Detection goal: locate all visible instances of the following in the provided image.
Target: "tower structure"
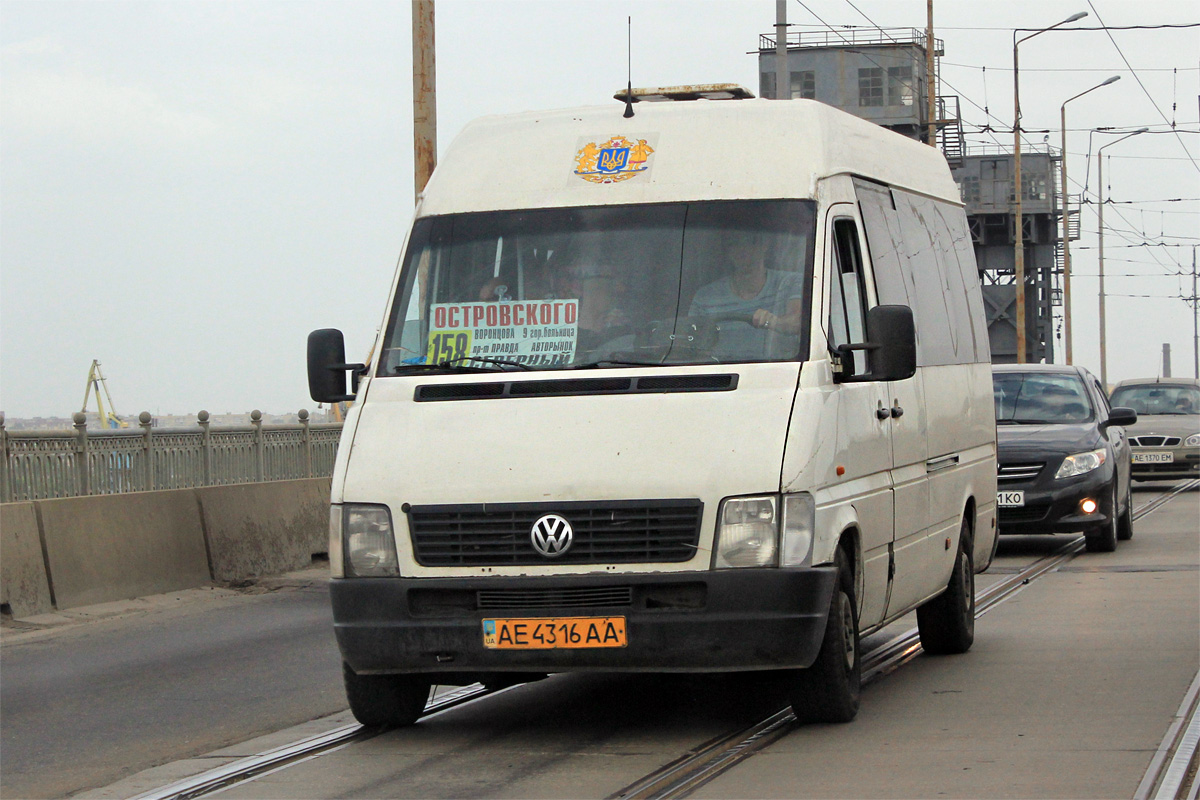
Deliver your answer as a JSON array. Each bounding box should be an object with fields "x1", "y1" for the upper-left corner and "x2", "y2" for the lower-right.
[{"x1": 757, "y1": 28, "x2": 1066, "y2": 363}]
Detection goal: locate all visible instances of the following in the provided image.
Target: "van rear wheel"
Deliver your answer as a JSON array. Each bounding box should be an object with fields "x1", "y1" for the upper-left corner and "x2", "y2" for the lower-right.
[
  {"x1": 788, "y1": 548, "x2": 860, "y2": 724},
  {"x1": 916, "y1": 517, "x2": 975, "y2": 655},
  {"x1": 343, "y1": 662, "x2": 431, "y2": 728}
]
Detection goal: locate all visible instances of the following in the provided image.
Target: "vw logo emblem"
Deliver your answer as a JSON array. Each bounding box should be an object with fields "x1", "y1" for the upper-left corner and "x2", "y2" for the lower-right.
[{"x1": 530, "y1": 514, "x2": 573, "y2": 558}]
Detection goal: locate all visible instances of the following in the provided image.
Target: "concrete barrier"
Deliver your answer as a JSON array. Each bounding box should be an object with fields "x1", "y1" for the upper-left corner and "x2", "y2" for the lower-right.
[
  {"x1": 37, "y1": 489, "x2": 211, "y2": 610},
  {"x1": 0, "y1": 502, "x2": 53, "y2": 618},
  {"x1": 196, "y1": 478, "x2": 331, "y2": 583}
]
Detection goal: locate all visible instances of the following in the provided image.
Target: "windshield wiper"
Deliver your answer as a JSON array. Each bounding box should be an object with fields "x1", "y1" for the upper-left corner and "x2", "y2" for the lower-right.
[
  {"x1": 570, "y1": 359, "x2": 667, "y2": 369},
  {"x1": 392, "y1": 356, "x2": 532, "y2": 373}
]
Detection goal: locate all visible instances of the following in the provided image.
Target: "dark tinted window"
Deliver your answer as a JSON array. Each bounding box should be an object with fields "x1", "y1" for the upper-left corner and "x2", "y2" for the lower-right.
[{"x1": 993, "y1": 372, "x2": 1095, "y2": 424}]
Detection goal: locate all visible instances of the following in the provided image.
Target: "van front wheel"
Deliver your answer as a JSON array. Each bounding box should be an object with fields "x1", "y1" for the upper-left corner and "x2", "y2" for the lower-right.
[
  {"x1": 916, "y1": 518, "x2": 975, "y2": 655},
  {"x1": 343, "y1": 662, "x2": 431, "y2": 728},
  {"x1": 788, "y1": 549, "x2": 860, "y2": 724}
]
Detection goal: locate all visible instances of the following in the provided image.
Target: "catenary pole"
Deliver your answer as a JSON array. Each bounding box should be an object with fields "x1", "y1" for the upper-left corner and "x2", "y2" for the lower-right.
[
  {"x1": 1097, "y1": 128, "x2": 1148, "y2": 389},
  {"x1": 1059, "y1": 76, "x2": 1120, "y2": 365},
  {"x1": 412, "y1": 0, "x2": 437, "y2": 203},
  {"x1": 775, "y1": 0, "x2": 787, "y2": 99},
  {"x1": 1013, "y1": 12, "x2": 1087, "y2": 363},
  {"x1": 926, "y1": 0, "x2": 936, "y2": 147}
]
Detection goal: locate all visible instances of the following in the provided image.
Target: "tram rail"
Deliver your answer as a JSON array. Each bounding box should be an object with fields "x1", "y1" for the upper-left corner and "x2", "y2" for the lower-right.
[{"x1": 132, "y1": 479, "x2": 1198, "y2": 800}]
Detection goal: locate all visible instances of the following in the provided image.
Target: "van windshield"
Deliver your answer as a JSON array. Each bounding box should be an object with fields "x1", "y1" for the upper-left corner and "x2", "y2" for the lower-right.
[{"x1": 378, "y1": 200, "x2": 816, "y2": 374}]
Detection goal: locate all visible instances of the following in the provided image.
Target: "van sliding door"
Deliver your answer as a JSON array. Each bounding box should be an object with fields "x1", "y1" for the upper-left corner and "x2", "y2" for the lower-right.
[{"x1": 851, "y1": 179, "x2": 932, "y2": 618}]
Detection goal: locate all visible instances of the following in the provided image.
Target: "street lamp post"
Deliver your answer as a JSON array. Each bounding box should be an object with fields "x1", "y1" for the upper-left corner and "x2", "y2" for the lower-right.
[
  {"x1": 1060, "y1": 75, "x2": 1120, "y2": 366},
  {"x1": 1097, "y1": 127, "x2": 1149, "y2": 389},
  {"x1": 1013, "y1": 11, "x2": 1087, "y2": 363}
]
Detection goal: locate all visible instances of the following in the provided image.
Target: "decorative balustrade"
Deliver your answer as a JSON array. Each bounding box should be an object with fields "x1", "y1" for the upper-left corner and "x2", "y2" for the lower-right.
[{"x1": 0, "y1": 410, "x2": 343, "y2": 502}]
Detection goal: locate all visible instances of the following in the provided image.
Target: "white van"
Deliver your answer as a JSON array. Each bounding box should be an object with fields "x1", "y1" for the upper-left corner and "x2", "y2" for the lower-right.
[{"x1": 308, "y1": 91, "x2": 998, "y2": 728}]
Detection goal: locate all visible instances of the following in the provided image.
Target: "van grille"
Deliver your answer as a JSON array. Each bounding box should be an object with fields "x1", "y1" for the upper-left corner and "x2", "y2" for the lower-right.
[
  {"x1": 476, "y1": 586, "x2": 634, "y2": 609},
  {"x1": 406, "y1": 500, "x2": 703, "y2": 566}
]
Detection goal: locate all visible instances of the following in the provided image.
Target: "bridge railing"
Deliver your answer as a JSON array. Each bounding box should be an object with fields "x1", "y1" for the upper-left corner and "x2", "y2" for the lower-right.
[{"x1": 0, "y1": 410, "x2": 343, "y2": 502}]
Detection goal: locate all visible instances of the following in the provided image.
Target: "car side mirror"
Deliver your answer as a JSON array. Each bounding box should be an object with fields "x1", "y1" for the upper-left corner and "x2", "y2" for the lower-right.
[
  {"x1": 307, "y1": 328, "x2": 365, "y2": 403},
  {"x1": 1101, "y1": 406, "x2": 1138, "y2": 431},
  {"x1": 836, "y1": 305, "x2": 917, "y2": 384}
]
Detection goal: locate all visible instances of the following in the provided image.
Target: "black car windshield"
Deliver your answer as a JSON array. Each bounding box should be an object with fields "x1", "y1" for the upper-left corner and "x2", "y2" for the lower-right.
[
  {"x1": 378, "y1": 200, "x2": 816, "y2": 374},
  {"x1": 1109, "y1": 384, "x2": 1200, "y2": 416},
  {"x1": 993, "y1": 372, "x2": 1094, "y2": 424}
]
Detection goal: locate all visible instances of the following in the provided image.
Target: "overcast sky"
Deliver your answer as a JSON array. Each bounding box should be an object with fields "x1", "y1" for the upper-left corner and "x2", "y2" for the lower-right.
[{"x1": 2, "y1": 0, "x2": 1196, "y2": 420}]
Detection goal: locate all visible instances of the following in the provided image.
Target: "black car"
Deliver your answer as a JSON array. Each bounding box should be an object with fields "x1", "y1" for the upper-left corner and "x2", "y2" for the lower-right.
[{"x1": 993, "y1": 364, "x2": 1138, "y2": 552}]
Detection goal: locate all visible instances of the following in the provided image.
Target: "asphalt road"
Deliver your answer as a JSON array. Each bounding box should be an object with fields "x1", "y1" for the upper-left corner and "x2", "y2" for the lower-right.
[
  {"x1": 132, "y1": 483, "x2": 1200, "y2": 800},
  {"x1": 0, "y1": 576, "x2": 345, "y2": 799},
  {"x1": 3, "y1": 483, "x2": 1195, "y2": 800}
]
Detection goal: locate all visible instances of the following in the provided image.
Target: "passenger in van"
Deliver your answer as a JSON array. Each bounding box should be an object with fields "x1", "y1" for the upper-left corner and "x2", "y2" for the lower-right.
[{"x1": 689, "y1": 232, "x2": 804, "y2": 357}]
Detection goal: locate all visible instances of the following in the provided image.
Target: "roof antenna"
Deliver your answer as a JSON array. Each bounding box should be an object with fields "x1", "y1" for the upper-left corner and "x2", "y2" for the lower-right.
[{"x1": 623, "y1": 16, "x2": 635, "y2": 118}]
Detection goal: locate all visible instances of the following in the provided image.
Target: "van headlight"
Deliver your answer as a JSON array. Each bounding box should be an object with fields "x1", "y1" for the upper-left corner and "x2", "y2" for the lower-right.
[
  {"x1": 780, "y1": 494, "x2": 815, "y2": 567},
  {"x1": 713, "y1": 495, "x2": 778, "y2": 568},
  {"x1": 1055, "y1": 449, "x2": 1107, "y2": 479},
  {"x1": 1186, "y1": 434, "x2": 1200, "y2": 447},
  {"x1": 337, "y1": 504, "x2": 399, "y2": 577}
]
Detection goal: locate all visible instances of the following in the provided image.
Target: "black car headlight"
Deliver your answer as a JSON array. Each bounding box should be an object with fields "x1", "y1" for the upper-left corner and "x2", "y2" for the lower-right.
[{"x1": 1055, "y1": 449, "x2": 1106, "y2": 479}]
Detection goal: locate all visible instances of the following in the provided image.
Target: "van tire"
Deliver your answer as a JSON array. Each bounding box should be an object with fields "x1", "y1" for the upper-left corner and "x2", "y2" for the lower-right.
[
  {"x1": 788, "y1": 548, "x2": 860, "y2": 724},
  {"x1": 916, "y1": 518, "x2": 976, "y2": 655},
  {"x1": 343, "y1": 662, "x2": 431, "y2": 728}
]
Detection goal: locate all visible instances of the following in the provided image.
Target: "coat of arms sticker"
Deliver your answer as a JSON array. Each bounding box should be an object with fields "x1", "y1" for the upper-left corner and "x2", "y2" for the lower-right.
[{"x1": 573, "y1": 135, "x2": 657, "y2": 184}]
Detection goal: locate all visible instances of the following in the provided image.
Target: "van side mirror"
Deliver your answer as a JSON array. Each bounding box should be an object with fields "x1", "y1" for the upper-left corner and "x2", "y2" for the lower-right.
[
  {"x1": 835, "y1": 305, "x2": 917, "y2": 383},
  {"x1": 307, "y1": 328, "x2": 365, "y2": 403},
  {"x1": 1101, "y1": 406, "x2": 1137, "y2": 431}
]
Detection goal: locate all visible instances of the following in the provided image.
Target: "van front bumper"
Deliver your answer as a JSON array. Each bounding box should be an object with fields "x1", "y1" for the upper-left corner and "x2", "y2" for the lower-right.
[{"x1": 331, "y1": 567, "x2": 837, "y2": 676}]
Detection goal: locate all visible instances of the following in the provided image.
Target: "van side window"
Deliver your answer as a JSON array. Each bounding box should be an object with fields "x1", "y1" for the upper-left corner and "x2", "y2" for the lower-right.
[{"x1": 829, "y1": 218, "x2": 869, "y2": 375}]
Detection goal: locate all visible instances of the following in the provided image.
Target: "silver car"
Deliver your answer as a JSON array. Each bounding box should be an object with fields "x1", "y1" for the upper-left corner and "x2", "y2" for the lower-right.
[{"x1": 1108, "y1": 378, "x2": 1200, "y2": 481}]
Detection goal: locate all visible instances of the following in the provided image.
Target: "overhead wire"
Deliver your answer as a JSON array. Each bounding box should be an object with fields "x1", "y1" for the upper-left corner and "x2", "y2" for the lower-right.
[
  {"x1": 790, "y1": 2, "x2": 1196, "y2": 307},
  {"x1": 1084, "y1": 0, "x2": 1200, "y2": 174}
]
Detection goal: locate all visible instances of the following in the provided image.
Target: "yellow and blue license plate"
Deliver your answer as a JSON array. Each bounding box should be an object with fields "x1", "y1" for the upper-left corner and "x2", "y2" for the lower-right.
[{"x1": 482, "y1": 617, "x2": 627, "y2": 650}]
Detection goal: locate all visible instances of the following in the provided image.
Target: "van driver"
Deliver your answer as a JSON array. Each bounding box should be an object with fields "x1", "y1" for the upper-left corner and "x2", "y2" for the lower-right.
[{"x1": 689, "y1": 232, "x2": 804, "y2": 357}]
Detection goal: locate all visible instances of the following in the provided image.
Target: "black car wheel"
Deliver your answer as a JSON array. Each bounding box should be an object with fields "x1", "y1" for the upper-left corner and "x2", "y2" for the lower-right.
[
  {"x1": 1084, "y1": 483, "x2": 1119, "y2": 553},
  {"x1": 1117, "y1": 478, "x2": 1134, "y2": 541}
]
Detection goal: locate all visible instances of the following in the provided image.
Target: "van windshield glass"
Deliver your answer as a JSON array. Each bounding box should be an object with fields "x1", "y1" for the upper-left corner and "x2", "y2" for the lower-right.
[
  {"x1": 993, "y1": 372, "x2": 1095, "y2": 425},
  {"x1": 378, "y1": 200, "x2": 816, "y2": 374}
]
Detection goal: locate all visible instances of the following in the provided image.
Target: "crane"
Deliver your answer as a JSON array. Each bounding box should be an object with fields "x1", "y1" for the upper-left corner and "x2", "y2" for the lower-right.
[{"x1": 82, "y1": 360, "x2": 129, "y2": 429}]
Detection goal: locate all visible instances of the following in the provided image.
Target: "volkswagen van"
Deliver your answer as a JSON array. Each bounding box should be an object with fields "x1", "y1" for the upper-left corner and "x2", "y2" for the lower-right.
[{"x1": 308, "y1": 90, "x2": 997, "y2": 727}]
